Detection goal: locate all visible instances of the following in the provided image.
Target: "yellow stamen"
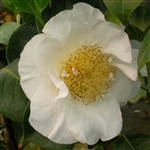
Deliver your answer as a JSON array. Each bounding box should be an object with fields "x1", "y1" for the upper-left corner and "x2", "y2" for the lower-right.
[{"x1": 60, "y1": 45, "x2": 116, "y2": 105}]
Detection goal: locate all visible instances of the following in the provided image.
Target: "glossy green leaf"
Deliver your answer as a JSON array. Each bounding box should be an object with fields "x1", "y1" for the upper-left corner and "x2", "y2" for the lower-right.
[
  {"x1": 138, "y1": 29, "x2": 150, "y2": 84},
  {"x1": 6, "y1": 21, "x2": 38, "y2": 63},
  {"x1": 0, "y1": 59, "x2": 28, "y2": 122},
  {"x1": 103, "y1": 0, "x2": 142, "y2": 24},
  {"x1": 9, "y1": 0, "x2": 50, "y2": 14},
  {"x1": 129, "y1": 0, "x2": 150, "y2": 31},
  {"x1": 2, "y1": 0, "x2": 18, "y2": 13},
  {"x1": 104, "y1": 10, "x2": 121, "y2": 26},
  {"x1": 9, "y1": 0, "x2": 50, "y2": 26},
  {"x1": 22, "y1": 102, "x2": 75, "y2": 150},
  {"x1": 114, "y1": 134, "x2": 150, "y2": 150},
  {"x1": 0, "y1": 22, "x2": 17, "y2": 45}
]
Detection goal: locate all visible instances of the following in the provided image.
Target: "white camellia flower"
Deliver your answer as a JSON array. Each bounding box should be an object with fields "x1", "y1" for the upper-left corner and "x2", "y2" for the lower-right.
[{"x1": 19, "y1": 3, "x2": 141, "y2": 145}]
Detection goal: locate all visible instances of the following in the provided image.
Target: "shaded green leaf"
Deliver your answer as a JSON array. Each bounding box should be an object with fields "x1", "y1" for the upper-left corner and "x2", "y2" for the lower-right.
[
  {"x1": 0, "y1": 59, "x2": 28, "y2": 122},
  {"x1": 22, "y1": 12, "x2": 35, "y2": 23},
  {"x1": 42, "y1": 0, "x2": 67, "y2": 23},
  {"x1": 6, "y1": 21, "x2": 38, "y2": 63},
  {"x1": 0, "y1": 22, "x2": 17, "y2": 45},
  {"x1": 2, "y1": 0, "x2": 18, "y2": 13},
  {"x1": 0, "y1": 142, "x2": 6, "y2": 150},
  {"x1": 22, "y1": 102, "x2": 34, "y2": 142},
  {"x1": 11, "y1": 121, "x2": 23, "y2": 144},
  {"x1": 129, "y1": 0, "x2": 150, "y2": 31},
  {"x1": 125, "y1": 23, "x2": 150, "y2": 41},
  {"x1": 114, "y1": 134, "x2": 150, "y2": 150},
  {"x1": 103, "y1": 0, "x2": 142, "y2": 24},
  {"x1": 29, "y1": 132, "x2": 75, "y2": 150},
  {"x1": 138, "y1": 29, "x2": 150, "y2": 84},
  {"x1": 114, "y1": 135, "x2": 135, "y2": 150}
]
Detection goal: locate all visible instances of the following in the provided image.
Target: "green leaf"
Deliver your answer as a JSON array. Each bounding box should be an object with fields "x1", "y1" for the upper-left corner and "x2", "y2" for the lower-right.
[
  {"x1": 114, "y1": 135, "x2": 135, "y2": 150},
  {"x1": 146, "y1": 62, "x2": 150, "y2": 93},
  {"x1": 103, "y1": 0, "x2": 143, "y2": 24},
  {"x1": 2, "y1": 0, "x2": 18, "y2": 13},
  {"x1": 22, "y1": 102, "x2": 34, "y2": 143},
  {"x1": 11, "y1": 121, "x2": 23, "y2": 144},
  {"x1": 9, "y1": 0, "x2": 50, "y2": 26},
  {"x1": 22, "y1": 12, "x2": 35, "y2": 23},
  {"x1": 128, "y1": 0, "x2": 150, "y2": 31},
  {"x1": 22, "y1": 102, "x2": 75, "y2": 150},
  {"x1": 0, "y1": 59, "x2": 28, "y2": 122},
  {"x1": 0, "y1": 22, "x2": 17, "y2": 45},
  {"x1": 114, "y1": 134, "x2": 150, "y2": 150},
  {"x1": 29, "y1": 132, "x2": 75, "y2": 150},
  {"x1": 6, "y1": 21, "x2": 38, "y2": 63},
  {"x1": 42, "y1": 0, "x2": 67, "y2": 23},
  {"x1": 23, "y1": 143, "x2": 44, "y2": 150},
  {"x1": 138, "y1": 28, "x2": 150, "y2": 84},
  {"x1": 104, "y1": 10, "x2": 121, "y2": 26},
  {"x1": 0, "y1": 142, "x2": 6, "y2": 150},
  {"x1": 9, "y1": 0, "x2": 50, "y2": 14},
  {"x1": 125, "y1": 24, "x2": 150, "y2": 41}
]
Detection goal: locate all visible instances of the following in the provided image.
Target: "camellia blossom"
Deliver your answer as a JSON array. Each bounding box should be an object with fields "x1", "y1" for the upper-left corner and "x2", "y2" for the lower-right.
[{"x1": 19, "y1": 3, "x2": 141, "y2": 145}]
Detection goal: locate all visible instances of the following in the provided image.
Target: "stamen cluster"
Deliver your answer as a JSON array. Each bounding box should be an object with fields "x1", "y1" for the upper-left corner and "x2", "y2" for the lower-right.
[{"x1": 60, "y1": 45, "x2": 116, "y2": 105}]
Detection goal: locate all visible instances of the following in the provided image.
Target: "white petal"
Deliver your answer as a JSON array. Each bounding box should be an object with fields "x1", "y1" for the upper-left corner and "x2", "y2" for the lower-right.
[
  {"x1": 33, "y1": 37, "x2": 63, "y2": 72},
  {"x1": 29, "y1": 82, "x2": 77, "y2": 144},
  {"x1": 88, "y1": 21, "x2": 132, "y2": 63},
  {"x1": 18, "y1": 34, "x2": 48, "y2": 99},
  {"x1": 48, "y1": 68, "x2": 68, "y2": 100},
  {"x1": 73, "y1": 2, "x2": 105, "y2": 24},
  {"x1": 112, "y1": 62, "x2": 137, "y2": 81},
  {"x1": 111, "y1": 68, "x2": 141, "y2": 106},
  {"x1": 42, "y1": 7, "x2": 91, "y2": 45},
  {"x1": 111, "y1": 48, "x2": 139, "y2": 81},
  {"x1": 67, "y1": 95, "x2": 122, "y2": 144}
]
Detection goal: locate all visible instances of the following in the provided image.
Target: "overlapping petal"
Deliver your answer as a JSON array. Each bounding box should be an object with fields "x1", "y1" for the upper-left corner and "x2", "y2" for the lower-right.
[
  {"x1": 18, "y1": 2, "x2": 142, "y2": 146},
  {"x1": 19, "y1": 34, "x2": 48, "y2": 100},
  {"x1": 67, "y1": 94, "x2": 122, "y2": 144}
]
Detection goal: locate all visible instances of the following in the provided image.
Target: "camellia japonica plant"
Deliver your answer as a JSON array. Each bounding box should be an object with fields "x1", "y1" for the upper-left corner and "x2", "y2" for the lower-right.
[{"x1": 0, "y1": 0, "x2": 150, "y2": 150}]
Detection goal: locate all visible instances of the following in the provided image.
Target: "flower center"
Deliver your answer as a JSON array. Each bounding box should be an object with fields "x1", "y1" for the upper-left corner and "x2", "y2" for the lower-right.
[{"x1": 60, "y1": 45, "x2": 116, "y2": 105}]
